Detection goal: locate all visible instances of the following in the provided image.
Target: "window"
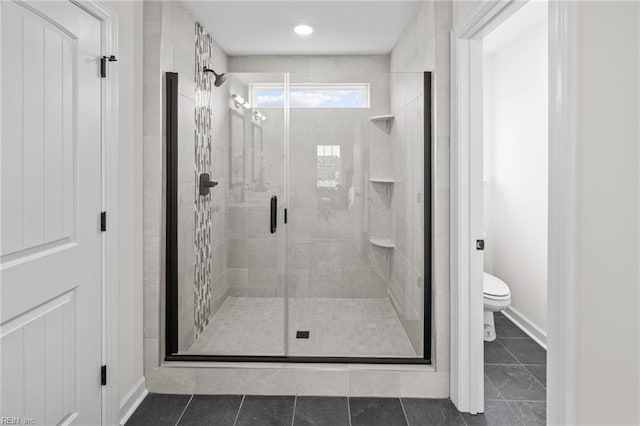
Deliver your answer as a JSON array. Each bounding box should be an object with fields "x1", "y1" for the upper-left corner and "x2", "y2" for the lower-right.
[
  {"x1": 250, "y1": 83, "x2": 370, "y2": 108},
  {"x1": 316, "y1": 145, "x2": 341, "y2": 190}
]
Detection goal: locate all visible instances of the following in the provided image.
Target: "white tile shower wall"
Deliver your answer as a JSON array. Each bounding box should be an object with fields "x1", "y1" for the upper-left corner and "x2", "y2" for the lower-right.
[
  {"x1": 167, "y1": 0, "x2": 198, "y2": 352},
  {"x1": 142, "y1": 1, "x2": 230, "y2": 363},
  {"x1": 230, "y1": 56, "x2": 391, "y2": 299},
  {"x1": 389, "y1": 0, "x2": 451, "y2": 369},
  {"x1": 142, "y1": 0, "x2": 163, "y2": 371},
  {"x1": 229, "y1": 55, "x2": 390, "y2": 74}
]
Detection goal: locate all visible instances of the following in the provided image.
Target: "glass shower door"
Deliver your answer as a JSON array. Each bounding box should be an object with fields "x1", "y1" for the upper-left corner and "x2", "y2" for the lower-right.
[
  {"x1": 285, "y1": 71, "x2": 426, "y2": 359},
  {"x1": 175, "y1": 72, "x2": 287, "y2": 357},
  {"x1": 171, "y1": 69, "x2": 428, "y2": 361}
]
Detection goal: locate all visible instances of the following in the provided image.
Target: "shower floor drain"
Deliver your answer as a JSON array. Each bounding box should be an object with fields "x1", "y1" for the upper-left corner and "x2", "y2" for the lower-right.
[{"x1": 296, "y1": 331, "x2": 310, "y2": 339}]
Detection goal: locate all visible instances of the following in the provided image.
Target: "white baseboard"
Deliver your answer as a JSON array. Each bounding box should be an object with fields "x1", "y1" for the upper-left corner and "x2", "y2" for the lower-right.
[
  {"x1": 503, "y1": 306, "x2": 547, "y2": 349},
  {"x1": 119, "y1": 376, "x2": 148, "y2": 426}
]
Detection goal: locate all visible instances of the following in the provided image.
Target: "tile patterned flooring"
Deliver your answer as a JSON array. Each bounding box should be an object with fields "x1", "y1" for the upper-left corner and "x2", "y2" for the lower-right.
[
  {"x1": 185, "y1": 297, "x2": 417, "y2": 357},
  {"x1": 126, "y1": 395, "x2": 467, "y2": 426},
  {"x1": 132, "y1": 313, "x2": 546, "y2": 425},
  {"x1": 480, "y1": 312, "x2": 547, "y2": 425}
]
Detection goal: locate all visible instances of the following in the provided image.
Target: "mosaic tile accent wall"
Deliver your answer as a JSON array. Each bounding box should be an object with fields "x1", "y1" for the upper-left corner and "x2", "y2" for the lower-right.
[{"x1": 194, "y1": 22, "x2": 214, "y2": 337}]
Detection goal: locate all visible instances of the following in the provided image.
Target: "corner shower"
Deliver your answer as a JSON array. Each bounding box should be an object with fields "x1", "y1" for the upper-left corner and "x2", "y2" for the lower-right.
[{"x1": 164, "y1": 26, "x2": 432, "y2": 363}]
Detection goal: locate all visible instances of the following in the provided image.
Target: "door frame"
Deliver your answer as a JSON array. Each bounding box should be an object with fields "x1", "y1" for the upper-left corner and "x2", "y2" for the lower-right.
[
  {"x1": 450, "y1": 0, "x2": 577, "y2": 421},
  {"x1": 69, "y1": 1, "x2": 119, "y2": 424}
]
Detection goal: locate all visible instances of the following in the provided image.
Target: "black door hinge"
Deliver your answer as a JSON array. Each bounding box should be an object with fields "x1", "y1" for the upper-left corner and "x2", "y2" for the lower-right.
[
  {"x1": 101, "y1": 365, "x2": 107, "y2": 386},
  {"x1": 100, "y1": 55, "x2": 118, "y2": 78},
  {"x1": 101, "y1": 212, "x2": 107, "y2": 232},
  {"x1": 476, "y1": 239, "x2": 485, "y2": 250},
  {"x1": 284, "y1": 208, "x2": 288, "y2": 224}
]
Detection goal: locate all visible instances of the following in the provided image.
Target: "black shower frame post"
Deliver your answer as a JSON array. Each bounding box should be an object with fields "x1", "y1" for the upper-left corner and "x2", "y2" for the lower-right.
[
  {"x1": 423, "y1": 71, "x2": 433, "y2": 363},
  {"x1": 165, "y1": 72, "x2": 179, "y2": 357},
  {"x1": 165, "y1": 72, "x2": 433, "y2": 365}
]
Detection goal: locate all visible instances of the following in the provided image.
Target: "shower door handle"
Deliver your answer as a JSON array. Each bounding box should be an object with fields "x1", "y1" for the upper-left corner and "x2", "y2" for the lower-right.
[{"x1": 270, "y1": 195, "x2": 277, "y2": 234}]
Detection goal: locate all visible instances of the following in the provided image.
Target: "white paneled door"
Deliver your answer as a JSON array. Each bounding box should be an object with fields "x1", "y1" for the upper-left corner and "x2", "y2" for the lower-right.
[{"x1": 1, "y1": 1, "x2": 103, "y2": 424}]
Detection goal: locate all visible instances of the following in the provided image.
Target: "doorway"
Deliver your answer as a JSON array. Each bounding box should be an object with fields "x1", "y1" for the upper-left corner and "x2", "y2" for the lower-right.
[
  {"x1": 450, "y1": 0, "x2": 557, "y2": 417},
  {"x1": 480, "y1": 3, "x2": 549, "y2": 422}
]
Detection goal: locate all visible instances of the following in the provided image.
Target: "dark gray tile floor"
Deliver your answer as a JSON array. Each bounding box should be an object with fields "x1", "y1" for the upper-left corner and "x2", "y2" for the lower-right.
[
  {"x1": 127, "y1": 314, "x2": 546, "y2": 426},
  {"x1": 127, "y1": 395, "x2": 465, "y2": 426},
  {"x1": 471, "y1": 311, "x2": 547, "y2": 425}
]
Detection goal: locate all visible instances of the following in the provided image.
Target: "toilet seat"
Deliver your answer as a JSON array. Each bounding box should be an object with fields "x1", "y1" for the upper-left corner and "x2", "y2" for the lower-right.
[{"x1": 483, "y1": 273, "x2": 510, "y2": 299}]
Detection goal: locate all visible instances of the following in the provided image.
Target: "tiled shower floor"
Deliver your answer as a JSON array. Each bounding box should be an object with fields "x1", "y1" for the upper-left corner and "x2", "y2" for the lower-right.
[{"x1": 184, "y1": 297, "x2": 417, "y2": 358}]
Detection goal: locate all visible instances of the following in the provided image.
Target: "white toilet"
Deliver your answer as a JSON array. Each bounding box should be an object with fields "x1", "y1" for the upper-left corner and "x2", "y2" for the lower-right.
[{"x1": 483, "y1": 272, "x2": 511, "y2": 341}]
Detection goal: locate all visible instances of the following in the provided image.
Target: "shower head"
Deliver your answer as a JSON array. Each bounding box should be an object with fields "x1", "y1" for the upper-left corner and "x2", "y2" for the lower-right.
[{"x1": 203, "y1": 66, "x2": 227, "y2": 87}]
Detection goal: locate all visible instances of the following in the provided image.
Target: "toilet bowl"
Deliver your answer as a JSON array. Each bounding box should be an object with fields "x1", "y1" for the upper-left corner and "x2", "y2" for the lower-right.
[{"x1": 483, "y1": 272, "x2": 511, "y2": 341}]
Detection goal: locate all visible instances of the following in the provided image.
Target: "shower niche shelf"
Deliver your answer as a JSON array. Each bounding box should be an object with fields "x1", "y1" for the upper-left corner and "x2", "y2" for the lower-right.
[
  {"x1": 369, "y1": 114, "x2": 395, "y2": 133},
  {"x1": 369, "y1": 178, "x2": 395, "y2": 184},
  {"x1": 369, "y1": 238, "x2": 395, "y2": 249}
]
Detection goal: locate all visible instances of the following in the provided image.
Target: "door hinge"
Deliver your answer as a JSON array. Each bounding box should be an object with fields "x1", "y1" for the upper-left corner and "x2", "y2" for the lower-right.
[
  {"x1": 101, "y1": 365, "x2": 107, "y2": 386},
  {"x1": 100, "y1": 55, "x2": 118, "y2": 78},
  {"x1": 101, "y1": 212, "x2": 107, "y2": 232},
  {"x1": 284, "y1": 208, "x2": 288, "y2": 224},
  {"x1": 476, "y1": 239, "x2": 485, "y2": 250}
]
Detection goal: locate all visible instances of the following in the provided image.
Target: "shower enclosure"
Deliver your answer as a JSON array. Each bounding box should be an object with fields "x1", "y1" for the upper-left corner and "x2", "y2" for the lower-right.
[{"x1": 165, "y1": 68, "x2": 432, "y2": 363}]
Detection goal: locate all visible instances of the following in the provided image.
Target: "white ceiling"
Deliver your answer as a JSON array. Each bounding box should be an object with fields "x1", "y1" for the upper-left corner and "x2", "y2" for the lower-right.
[{"x1": 182, "y1": 1, "x2": 419, "y2": 56}]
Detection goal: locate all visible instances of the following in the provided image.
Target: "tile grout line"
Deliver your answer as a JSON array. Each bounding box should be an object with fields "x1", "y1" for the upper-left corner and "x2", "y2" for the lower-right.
[
  {"x1": 498, "y1": 335, "x2": 546, "y2": 364},
  {"x1": 485, "y1": 338, "x2": 546, "y2": 424},
  {"x1": 483, "y1": 358, "x2": 507, "y2": 402},
  {"x1": 521, "y1": 364, "x2": 548, "y2": 391},
  {"x1": 290, "y1": 396, "x2": 297, "y2": 426},
  {"x1": 232, "y1": 394, "x2": 246, "y2": 426},
  {"x1": 174, "y1": 394, "x2": 194, "y2": 426},
  {"x1": 495, "y1": 339, "x2": 548, "y2": 391},
  {"x1": 504, "y1": 400, "x2": 526, "y2": 426},
  {"x1": 398, "y1": 397, "x2": 410, "y2": 425}
]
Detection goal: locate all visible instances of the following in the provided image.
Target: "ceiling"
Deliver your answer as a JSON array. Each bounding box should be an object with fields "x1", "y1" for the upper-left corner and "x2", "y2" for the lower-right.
[{"x1": 181, "y1": 1, "x2": 419, "y2": 56}]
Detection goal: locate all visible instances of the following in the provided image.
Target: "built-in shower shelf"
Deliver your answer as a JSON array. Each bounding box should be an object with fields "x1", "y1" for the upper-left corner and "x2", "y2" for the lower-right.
[
  {"x1": 369, "y1": 115, "x2": 395, "y2": 133},
  {"x1": 369, "y1": 114, "x2": 395, "y2": 122},
  {"x1": 369, "y1": 238, "x2": 395, "y2": 249},
  {"x1": 369, "y1": 178, "x2": 395, "y2": 184}
]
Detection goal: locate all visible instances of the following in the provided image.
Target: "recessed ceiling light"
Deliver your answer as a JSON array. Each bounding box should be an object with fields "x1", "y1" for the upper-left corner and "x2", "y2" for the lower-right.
[{"x1": 294, "y1": 24, "x2": 313, "y2": 36}]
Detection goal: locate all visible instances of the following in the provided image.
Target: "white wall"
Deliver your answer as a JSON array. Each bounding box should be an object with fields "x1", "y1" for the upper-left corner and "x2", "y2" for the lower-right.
[
  {"x1": 482, "y1": 3, "x2": 548, "y2": 331},
  {"x1": 389, "y1": 0, "x2": 452, "y2": 372},
  {"x1": 107, "y1": 0, "x2": 145, "y2": 403},
  {"x1": 572, "y1": 2, "x2": 639, "y2": 423}
]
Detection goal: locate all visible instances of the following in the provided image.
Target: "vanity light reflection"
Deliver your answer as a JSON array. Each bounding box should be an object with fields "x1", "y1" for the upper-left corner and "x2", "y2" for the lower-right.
[{"x1": 231, "y1": 93, "x2": 251, "y2": 109}]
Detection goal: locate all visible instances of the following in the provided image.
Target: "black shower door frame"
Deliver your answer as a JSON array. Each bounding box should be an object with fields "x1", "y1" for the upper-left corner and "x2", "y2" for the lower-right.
[{"x1": 164, "y1": 71, "x2": 433, "y2": 365}]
